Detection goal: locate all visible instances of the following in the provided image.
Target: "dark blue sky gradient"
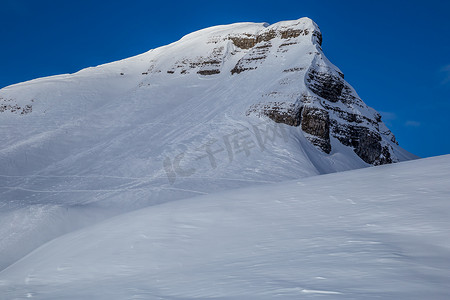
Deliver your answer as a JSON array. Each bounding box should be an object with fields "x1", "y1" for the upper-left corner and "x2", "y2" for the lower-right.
[{"x1": 1, "y1": 0, "x2": 449, "y2": 157}]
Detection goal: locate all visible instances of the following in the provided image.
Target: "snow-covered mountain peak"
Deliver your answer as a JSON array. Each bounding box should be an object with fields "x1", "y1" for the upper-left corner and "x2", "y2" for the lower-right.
[
  {"x1": 0, "y1": 17, "x2": 416, "y2": 182},
  {"x1": 177, "y1": 17, "x2": 320, "y2": 45},
  {"x1": 0, "y1": 17, "x2": 417, "y2": 272}
]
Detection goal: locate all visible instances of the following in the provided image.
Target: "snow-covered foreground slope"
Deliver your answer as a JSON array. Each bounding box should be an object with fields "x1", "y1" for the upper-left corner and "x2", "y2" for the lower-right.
[{"x1": 0, "y1": 155, "x2": 449, "y2": 299}]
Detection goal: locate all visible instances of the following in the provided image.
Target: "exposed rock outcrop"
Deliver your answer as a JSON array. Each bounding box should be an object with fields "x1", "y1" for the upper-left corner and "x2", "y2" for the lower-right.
[
  {"x1": 231, "y1": 42, "x2": 271, "y2": 74},
  {"x1": 306, "y1": 69, "x2": 345, "y2": 103},
  {"x1": 332, "y1": 124, "x2": 383, "y2": 164},
  {"x1": 228, "y1": 28, "x2": 311, "y2": 50},
  {"x1": 300, "y1": 107, "x2": 331, "y2": 154},
  {"x1": 228, "y1": 30, "x2": 277, "y2": 50},
  {"x1": 0, "y1": 97, "x2": 33, "y2": 115},
  {"x1": 246, "y1": 102, "x2": 302, "y2": 126},
  {"x1": 246, "y1": 102, "x2": 332, "y2": 154},
  {"x1": 197, "y1": 69, "x2": 220, "y2": 75},
  {"x1": 229, "y1": 22, "x2": 322, "y2": 75}
]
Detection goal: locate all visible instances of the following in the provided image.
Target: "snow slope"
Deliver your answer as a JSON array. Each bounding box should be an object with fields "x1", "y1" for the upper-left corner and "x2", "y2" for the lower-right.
[
  {"x1": 0, "y1": 154, "x2": 449, "y2": 299},
  {"x1": 0, "y1": 18, "x2": 417, "y2": 273}
]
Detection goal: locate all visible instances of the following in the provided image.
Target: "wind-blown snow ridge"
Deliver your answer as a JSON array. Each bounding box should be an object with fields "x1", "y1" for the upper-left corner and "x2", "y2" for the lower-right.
[{"x1": 0, "y1": 17, "x2": 417, "y2": 273}]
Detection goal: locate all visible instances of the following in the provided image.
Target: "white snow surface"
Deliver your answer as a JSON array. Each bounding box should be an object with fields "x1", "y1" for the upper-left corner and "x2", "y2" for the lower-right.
[
  {"x1": 0, "y1": 154, "x2": 449, "y2": 299},
  {"x1": 0, "y1": 17, "x2": 426, "y2": 297}
]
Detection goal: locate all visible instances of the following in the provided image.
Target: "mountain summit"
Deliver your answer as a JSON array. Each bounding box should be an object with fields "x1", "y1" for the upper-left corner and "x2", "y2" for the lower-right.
[
  {"x1": 0, "y1": 18, "x2": 414, "y2": 176},
  {"x1": 0, "y1": 18, "x2": 416, "y2": 270}
]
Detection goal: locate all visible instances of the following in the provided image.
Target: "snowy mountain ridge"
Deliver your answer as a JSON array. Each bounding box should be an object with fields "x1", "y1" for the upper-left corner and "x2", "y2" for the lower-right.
[{"x1": 0, "y1": 17, "x2": 417, "y2": 273}]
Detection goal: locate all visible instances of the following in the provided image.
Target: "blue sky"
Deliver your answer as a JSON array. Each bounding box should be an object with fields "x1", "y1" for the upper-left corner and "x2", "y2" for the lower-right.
[{"x1": 0, "y1": 0, "x2": 449, "y2": 158}]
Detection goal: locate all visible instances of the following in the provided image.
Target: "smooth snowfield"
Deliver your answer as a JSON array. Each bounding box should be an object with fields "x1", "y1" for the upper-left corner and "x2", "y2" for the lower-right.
[{"x1": 0, "y1": 155, "x2": 449, "y2": 299}]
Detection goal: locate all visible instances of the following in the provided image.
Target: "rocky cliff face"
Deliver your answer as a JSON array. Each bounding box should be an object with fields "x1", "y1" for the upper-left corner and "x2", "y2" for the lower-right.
[{"x1": 238, "y1": 19, "x2": 399, "y2": 165}]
